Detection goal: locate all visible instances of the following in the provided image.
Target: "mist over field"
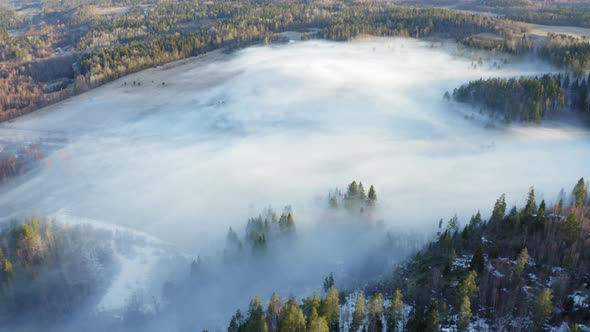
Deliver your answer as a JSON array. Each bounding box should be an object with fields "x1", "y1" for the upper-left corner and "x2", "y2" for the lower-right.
[{"x1": 2, "y1": 37, "x2": 590, "y2": 329}]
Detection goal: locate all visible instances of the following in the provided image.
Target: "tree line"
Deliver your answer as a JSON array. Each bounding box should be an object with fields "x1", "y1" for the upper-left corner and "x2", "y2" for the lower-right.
[
  {"x1": 0, "y1": 0, "x2": 522, "y2": 122},
  {"x1": 451, "y1": 73, "x2": 590, "y2": 123}
]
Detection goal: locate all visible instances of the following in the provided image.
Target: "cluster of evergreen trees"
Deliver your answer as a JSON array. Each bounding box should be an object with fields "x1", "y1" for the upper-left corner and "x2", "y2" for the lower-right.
[
  {"x1": 328, "y1": 181, "x2": 377, "y2": 214},
  {"x1": 379, "y1": 178, "x2": 590, "y2": 330},
  {"x1": 451, "y1": 73, "x2": 590, "y2": 123},
  {"x1": 228, "y1": 276, "x2": 404, "y2": 332},
  {"x1": 226, "y1": 177, "x2": 590, "y2": 331},
  {"x1": 228, "y1": 287, "x2": 338, "y2": 332},
  {"x1": 540, "y1": 39, "x2": 590, "y2": 74},
  {"x1": 222, "y1": 207, "x2": 296, "y2": 262}
]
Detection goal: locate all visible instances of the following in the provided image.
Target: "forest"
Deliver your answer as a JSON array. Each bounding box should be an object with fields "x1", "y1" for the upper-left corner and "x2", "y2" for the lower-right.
[
  {"x1": 227, "y1": 178, "x2": 590, "y2": 331},
  {"x1": 2, "y1": 0, "x2": 590, "y2": 123},
  {"x1": 4, "y1": 179, "x2": 590, "y2": 331},
  {"x1": 450, "y1": 73, "x2": 590, "y2": 123}
]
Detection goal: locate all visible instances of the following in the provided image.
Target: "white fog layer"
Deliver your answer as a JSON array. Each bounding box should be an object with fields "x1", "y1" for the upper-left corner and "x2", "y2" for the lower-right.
[
  {"x1": 1, "y1": 38, "x2": 588, "y2": 245},
  {"x1": 1, "y1": 39, "x2": 590, "y2": 327}
]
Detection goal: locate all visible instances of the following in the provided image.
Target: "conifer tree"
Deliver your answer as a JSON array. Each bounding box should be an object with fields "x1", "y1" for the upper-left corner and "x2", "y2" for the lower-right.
[
  {"x1": 321, "y1": 287, "x2": 340, "y2": 332},
  {"x1": 514, "y1": 247, "x2": 528, "y2": 279},
  {"x1": 573, "y1": 177, "x2": 587, "y2": 208},
  {"x1": 386, "y1": 289, "x2": 404, "y2": 332},
  {"x1": 323, "y1": 273, "x2": 334, "y2": 293},
  {"x1": 524, "y1": 186, "x2": 537, "y2": 217},
  {"x1": 368, "y1": 185, "x2": 377, "y2": 207},
  {"x1": 307, "y1": 307, "x2": 329, "y2": 332},
  {"x1": 358, "y1": 182, "x2": 367, "y2": 200},
  {"x1": 367, "y1": 293, "x2": 384, "y2": 332},
  {"x1": 329, "y1": 195, "x2": 338, "y2": 209},
  {"x1": 457, "y1": 296, "x2": 472, "y2": 332},
  {"x1": 470, "y1": 245, "x2": 484, "y2": 273},
  {"x1": 347, "y1": 181, "x2": 359, "y2": 200},
  {"x1": 458, "y1": 270, "x2": 478, "y2": 303},
  {"x1": 425, "y1": 301, "x2": 439, "y2": 332},
  {"x1": 229, "y1": 309, "x2": 244, "y2": 332},
  {"x1": 302, "y1": 290, "x2": 321, "y2": 318},
  {"x1": 564, "y1": 213, "x2": 581, "y2": 246},
  {"x1": 532, "y1": 289, "x2": 553, "y2": 329},
  {"x1": 351, "y1": 292, "x2": 365, "y2": 332},
  {"x1": 490, "y1": 194, "x2": 506, "y2": 223},
  {"x1": 469, "y1": 211, "x2": 483, "y2": 229},
  {"x1": 267, "y1": 293, "x2": 281, "y2": 332},
  {"x1": 245, "y1": 295, "x2": 269, "y2": 332},
  {"x1": 279, "y1": 299, "x2": 306, "y2": 332}
]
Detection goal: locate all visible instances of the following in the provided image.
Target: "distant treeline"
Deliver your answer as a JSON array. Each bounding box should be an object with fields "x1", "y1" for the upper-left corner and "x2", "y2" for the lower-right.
[
  {"x1": 507, "y1": 8, "x2": 590, "y2": 29},
  {"x1": 0, "y1": 0, "x2": 518, "y2": 122},
  {"x1": 3, "y1": 0, "x2": 590, "y2": 124},
  {"x1": 540, "y1": 35, "x2": 590, "y2": 73},
  {"x1": 75, "y1": 5, "x2": 501, "y2": 91},
  {"x1": 451, "y1": 73, "x2": 590, "y2": 123},
  {"x1": 0, "y1": 6, "x2": 29, "y2": 30}
]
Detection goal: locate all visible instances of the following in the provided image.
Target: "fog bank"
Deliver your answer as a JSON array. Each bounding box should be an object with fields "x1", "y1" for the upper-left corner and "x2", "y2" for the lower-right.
[{"x1": 1, "y1": 40, "x2": 590, "y2": 323}]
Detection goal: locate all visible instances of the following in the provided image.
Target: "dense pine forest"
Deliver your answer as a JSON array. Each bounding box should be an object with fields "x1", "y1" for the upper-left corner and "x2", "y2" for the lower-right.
[{"x1": 451, "y1": 73, "x2": 590, "y2": 123}]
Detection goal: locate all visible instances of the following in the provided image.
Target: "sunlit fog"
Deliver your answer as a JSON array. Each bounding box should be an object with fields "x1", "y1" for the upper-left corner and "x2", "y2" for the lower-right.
[{"x1": 2, "y1": 37, "x2": 590, "y2": 330}]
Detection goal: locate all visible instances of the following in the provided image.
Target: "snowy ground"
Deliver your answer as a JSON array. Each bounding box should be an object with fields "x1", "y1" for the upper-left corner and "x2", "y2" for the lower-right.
[{"x1": 51, "y1": 210, "x2": 187, "y2": 312}]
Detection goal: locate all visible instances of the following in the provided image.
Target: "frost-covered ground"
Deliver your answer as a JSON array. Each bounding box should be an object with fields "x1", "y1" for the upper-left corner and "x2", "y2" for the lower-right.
[{"x1": 51, "y1": 210, "x2": 186, "y2": 313}]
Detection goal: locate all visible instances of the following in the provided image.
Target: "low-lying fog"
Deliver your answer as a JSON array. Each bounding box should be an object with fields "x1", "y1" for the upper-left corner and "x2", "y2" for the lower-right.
[{"x1": 1, "y1": 37, "x2": 590, "y2": 328}]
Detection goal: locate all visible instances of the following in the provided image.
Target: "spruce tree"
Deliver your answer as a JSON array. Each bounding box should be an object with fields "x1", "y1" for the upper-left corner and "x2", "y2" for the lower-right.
[
  {"x1": 368, "y1": 185, "x2": 377, "y2": 207},
  {"x1": 267, "y1": 293, "x2": 281, "y2": 332},
  {"x1": 323, "y1": 273, "x2": 335, "y2": 293},
  {"x1": 386, "y1": 289, "x2": 404, "y2": 332},
  {"x1": 524, "y1": 186, "x2": 537, "y2": 217},
  {"x1": 245, "y1": 295, "x2": 268, "y2": 332},
  {"x1": 564, "y1": 214, "x2": 581, "y2": 246},
  {"x1": 321, "y1": 287, "x2": 340, "y2": 332},
  {"x1": 347, "y1": 181, "x2": 359, "y2": 200},
  {"x1": 358, "y1": 182, "x2": 367, "y2": 200},
  {"x1": 573, "y1": 177, "x2": 587, "y2": 208},
  {"x1": 307, "y1": 307, "x2": 329, "y2": 332},
  {"x1": 425, "y1": 301, "x2": 439, "y2": 332},
  {"x1": 514, "y1": 247, "x2": 528, "y2": 279},
  {"x1": 470, "y1": 245, "x2": 484, "y2": 273},
  {"x1": 457, "y1": 296, "x2": 472, "y2": 332},
  {"x1": 351, "y1": 292, "x2": 365, "y2": 332},
  {"x1": 532, "y1": 289, "x2": 553, "y2": 329},
  {"x1": 279, "y1": 299, "x2": 306, "y2": 332},
  {"x1": 367, "y1": 293, "x2": 384, "y2": 332},
  {"x1": 458, "y1": 270, "x2": 478, "y2": 304}
]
